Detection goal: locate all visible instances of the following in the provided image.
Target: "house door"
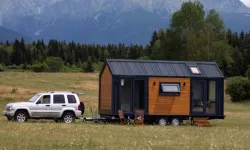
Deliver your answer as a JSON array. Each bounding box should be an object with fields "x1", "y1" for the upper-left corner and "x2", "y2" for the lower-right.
[
  {"x1": 133, "y1": 80, "x2": 147, "y2": 111},
  {"x1": 118, "y1": 78, "x2": 147, "y2": 113},
  {"x1": 191, "y1": 80, "x2": 216, "y2": 115}
]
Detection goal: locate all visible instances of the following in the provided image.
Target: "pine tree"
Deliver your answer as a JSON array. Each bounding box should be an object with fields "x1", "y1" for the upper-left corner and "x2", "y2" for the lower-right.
[
  {"x1": 84, "y1": 56, "x2": 94, "y2": 72},
  {"x1": 5, "y1": 40, "x2": 9, "y2": 46},
  {"x1": 20, "y1": 37, "x2": 27, "y2": 64},
  {"x1": 26, "y1": 46, "x2": 33, "y2": 65},
  {"x1": 148, "y1": 30, "x2": 159, "y2": 56},
  {"x1": 150, "y1": 30, "x2": 159, "y2": 47},
  {"x1": 227, "y1": 29, "x2": 233, "y2": 45},
  {"x1": 240, "y1": 30, "x2": 245, "y2": 41},
  {"x1": 76, "y1": 59, "x2": 83, "y2": 68},
  {"x1": 11, "y1": 39, "x2": 23, "y2": 65},
  {"x1": 231, "y1": 47, "x2": 244, "y2": 76}
]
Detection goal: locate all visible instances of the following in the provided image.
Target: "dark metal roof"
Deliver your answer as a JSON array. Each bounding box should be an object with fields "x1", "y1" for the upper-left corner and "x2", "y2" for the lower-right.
[{"x1": 105, "y1": 59, "x2": 224, "y2": 78}]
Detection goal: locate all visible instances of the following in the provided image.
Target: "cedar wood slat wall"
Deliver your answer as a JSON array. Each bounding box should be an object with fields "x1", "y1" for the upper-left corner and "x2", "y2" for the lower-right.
[
  {"x1": 148, "y1": 78, "x2": 190, "y2": 115},
  {"x1": 100, "y1": 65, "x2": 112, "y2": 110}
]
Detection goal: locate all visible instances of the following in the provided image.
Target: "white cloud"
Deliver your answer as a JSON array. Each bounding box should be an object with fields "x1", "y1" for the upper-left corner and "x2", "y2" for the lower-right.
[{"x1": 240, "y1": 0, "x2": 250, "y2": 7}]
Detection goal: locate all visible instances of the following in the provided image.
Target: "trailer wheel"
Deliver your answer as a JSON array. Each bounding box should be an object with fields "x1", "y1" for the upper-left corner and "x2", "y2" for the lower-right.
[
  {"x1": 171, "y1": 118, "x2": 181, "y2": 126},
  {"x1": 158, "y1": 118, "x2": 167, "y2": 126}
]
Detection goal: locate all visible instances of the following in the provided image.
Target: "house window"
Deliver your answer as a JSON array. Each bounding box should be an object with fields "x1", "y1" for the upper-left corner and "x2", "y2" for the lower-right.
[
  {"x1": 189, "y1": 66, "x2": 201, "y2": 74},
  {"x1": 159, "y1": 83, "x2": 180, "y2": 96}
]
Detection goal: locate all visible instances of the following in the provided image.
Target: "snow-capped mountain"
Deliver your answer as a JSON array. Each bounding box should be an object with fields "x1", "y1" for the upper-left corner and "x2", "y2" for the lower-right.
[{"x1": 0, "y1": 0, "x2": 249, "y2": 44}]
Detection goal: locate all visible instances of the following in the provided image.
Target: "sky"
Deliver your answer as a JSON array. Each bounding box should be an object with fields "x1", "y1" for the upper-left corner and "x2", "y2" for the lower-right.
[{"x1": 240, "y1": 0, "x2": 250, "y2": 7}]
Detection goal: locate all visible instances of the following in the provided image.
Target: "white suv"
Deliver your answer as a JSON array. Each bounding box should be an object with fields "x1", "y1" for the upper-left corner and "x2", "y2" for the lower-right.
[{"x1": 2, "y1": 91, "x2": 85, "y2": 123}]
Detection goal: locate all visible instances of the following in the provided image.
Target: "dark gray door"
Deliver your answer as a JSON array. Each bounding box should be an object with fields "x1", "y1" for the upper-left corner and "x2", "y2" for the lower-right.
[
  {"x1": 191, "y1": 80, "x2": 206, "y2": 114},
  {"x1": 191, "y1": 80, "x2": 217, "y2": 115},
  {"x1": 133, "y1": 80, "x2": 146, "y2": 111}
]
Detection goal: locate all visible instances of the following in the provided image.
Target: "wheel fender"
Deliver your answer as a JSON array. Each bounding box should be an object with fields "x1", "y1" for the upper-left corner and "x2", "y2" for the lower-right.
[
  {"x1": 60, "y1": 108, "x2": 75, "y2": 117},
  {"x1": 14, "y1": 107, "x2": 31, "y2": 117}
]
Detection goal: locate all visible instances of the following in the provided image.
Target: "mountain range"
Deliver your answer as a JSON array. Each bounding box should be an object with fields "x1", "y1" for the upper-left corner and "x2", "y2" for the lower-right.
[
  {"x1": 0, "y1": 0, "x2": 250, "y2": 44},
  {"x1": 0, "y1": 26, "x2": 31, "y2": 42}
]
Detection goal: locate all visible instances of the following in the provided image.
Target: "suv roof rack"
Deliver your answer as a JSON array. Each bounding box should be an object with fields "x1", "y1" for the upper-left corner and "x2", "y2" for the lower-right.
[
  {"x1": 75, "y1": 92, "x2": 85, "y2": 95},
  {"x1": 47, "y1": 91, "x2": 86, "y2": 95}
]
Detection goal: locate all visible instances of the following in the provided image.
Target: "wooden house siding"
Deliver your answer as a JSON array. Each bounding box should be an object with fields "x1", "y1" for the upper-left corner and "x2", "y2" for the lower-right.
[
  {"x1": 100, "y1": 65, "x2": 112, "y2": 110},
  {"x1": 148, "y1": 77, "x2": 190, "y2": 115}
]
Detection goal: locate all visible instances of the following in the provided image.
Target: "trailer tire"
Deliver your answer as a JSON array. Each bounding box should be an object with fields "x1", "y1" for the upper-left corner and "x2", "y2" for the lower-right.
[
  {"x1": 158, "y1": 118, "x2": 167, "y2": 126},
  {"x1": 171, "y1": 118, "x2": 181, "y2": 126}
]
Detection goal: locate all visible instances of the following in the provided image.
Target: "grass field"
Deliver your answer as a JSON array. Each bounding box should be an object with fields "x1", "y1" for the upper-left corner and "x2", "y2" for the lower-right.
[{"x1": 0, "y1": 72, "x2": 250, "y2": 150}]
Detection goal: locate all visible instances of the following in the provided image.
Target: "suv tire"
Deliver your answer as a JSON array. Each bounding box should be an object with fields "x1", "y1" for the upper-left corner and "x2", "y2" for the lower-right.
[
  {"x1": 7, "y1": 116, "x2": 13, "y2": 121},
  {"x1": 14, "y1": 111, "x2": 28, "y2": 122},
  {"x1": 62, "y1": 112, "x2": 75, "y2": 123},
  {"x1": 54, "y1": 118, "x2": 62, "y2": 123}
]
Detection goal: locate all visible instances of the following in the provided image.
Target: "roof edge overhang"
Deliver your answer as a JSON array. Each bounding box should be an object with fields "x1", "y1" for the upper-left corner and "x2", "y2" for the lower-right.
[
  {"x1": 106, "y1": 58, "x2": 218, "y2": 65},
  {"x1": 110, "y1": 74, "x2": 224, "y2": 79},
  {"x1": 99, "y1": 60, "x2": 113, "y2": 77},
  {"x1": 105, "y1": 59, "x2": 225, "y2": 78}
]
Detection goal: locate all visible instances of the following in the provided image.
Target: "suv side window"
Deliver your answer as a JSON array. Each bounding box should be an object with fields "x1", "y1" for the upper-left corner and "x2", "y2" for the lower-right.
[
  {"x1": 53, "y1": 95, "x2": 65, "y2": 104},
  {"x1": 67, "y1": 95, "x2": 77, "y2": 103},
  {"x1": 37, "y1": 95, "x2": 51, "y2": 104}
]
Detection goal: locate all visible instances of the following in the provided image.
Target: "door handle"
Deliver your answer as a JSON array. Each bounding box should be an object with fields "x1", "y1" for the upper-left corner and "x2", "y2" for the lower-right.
[
  {"x1": 46, "y1": 105, "x2": 50, "y2": 107},
  {"x1": 62, "y1": 105, "x2": 66, "y2": 106}
]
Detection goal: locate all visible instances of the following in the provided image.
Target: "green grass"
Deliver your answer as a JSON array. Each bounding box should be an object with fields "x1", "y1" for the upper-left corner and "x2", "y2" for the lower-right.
[{"x1": 0, "y1": 72, "x2": 250, "y2": 150}]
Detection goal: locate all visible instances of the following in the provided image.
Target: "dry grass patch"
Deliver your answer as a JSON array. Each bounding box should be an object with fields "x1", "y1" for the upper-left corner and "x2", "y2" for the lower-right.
[
  {"x1": 0, "y1": 85, "x2": 38, "y2": 101},
  {"x1": 0, "y1": 72, "x2": 98, "y2": 91},
  {"x1": 0, "y1": 85, "x2": 38, "y2": 95},
  {"x1": 70, "y1": 81, "x2": 98, "y2": 91}
]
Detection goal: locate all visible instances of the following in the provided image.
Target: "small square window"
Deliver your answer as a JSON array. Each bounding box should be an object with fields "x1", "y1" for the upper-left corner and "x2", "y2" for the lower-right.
[
  {"x1": 53, "y1": 95, "x2": 65, "y2": 104},
  {"x1": 67, "y1": 95, "x2": 77, "y2": 103},
  {"x1": 159, "y1": 83, "x2": 180, "y2": 96},
  {"x1": 190, "y1": 66, "x2": 201, "y2": 74}
]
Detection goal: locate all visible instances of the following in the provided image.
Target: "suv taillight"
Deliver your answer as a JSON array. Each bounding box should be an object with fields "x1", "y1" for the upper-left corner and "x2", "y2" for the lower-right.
[{"x1": 78, "y1": 104, "x2": 81, "y2": 110}]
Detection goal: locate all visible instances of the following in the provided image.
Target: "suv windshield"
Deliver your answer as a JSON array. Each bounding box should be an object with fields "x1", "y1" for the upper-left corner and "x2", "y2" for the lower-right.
[{"x1": 28, "y1": 94, "x2": 41, "y2": 102}]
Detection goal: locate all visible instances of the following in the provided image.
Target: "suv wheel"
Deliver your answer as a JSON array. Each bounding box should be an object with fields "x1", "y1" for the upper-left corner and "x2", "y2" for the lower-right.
[
  {"x1": 14, "y1": 111, "x2": 28, "y2": 122},
  {"x1": 62, "y1": 112, "x2": 75, "y2": 123}
]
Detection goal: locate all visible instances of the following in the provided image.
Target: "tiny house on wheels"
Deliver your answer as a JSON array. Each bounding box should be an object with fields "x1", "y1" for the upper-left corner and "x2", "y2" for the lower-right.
[{"x1": 99, "y1": 59, "x2": 225, "y2": 126}]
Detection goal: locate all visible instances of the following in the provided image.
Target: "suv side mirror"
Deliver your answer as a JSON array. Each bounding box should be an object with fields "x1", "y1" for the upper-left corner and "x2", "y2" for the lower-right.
[{"x1": 36, "y1": 101, "x2": 41, "y2": 104}]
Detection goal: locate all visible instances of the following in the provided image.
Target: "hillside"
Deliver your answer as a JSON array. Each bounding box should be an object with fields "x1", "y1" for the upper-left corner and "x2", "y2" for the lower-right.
[{"x1": 0, "y1": 26, "x2": 32, "y2": 43}]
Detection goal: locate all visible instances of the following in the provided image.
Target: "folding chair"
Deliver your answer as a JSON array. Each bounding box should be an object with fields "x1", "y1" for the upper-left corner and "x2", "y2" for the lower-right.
[
  {"x1": 118, "y1": 110, "x2": 130, "y2": 124},
  {"x1": 134, "y1": 110, "x2": 144, "y2": 126}
]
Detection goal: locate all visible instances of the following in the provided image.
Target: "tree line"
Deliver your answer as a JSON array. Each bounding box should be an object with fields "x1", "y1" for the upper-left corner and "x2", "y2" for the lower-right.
[
  {"x1": 0, "y1": 38, "x2": 144, "y2": 72},
  {"x1": 0, "y1": 1, "x2": 250, "y2": 76}
]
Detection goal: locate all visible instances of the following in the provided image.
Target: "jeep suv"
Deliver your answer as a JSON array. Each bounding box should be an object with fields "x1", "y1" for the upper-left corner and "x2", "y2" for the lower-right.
[{"x1": 2, "y1": 91, "x2": 85, "y2": 123}]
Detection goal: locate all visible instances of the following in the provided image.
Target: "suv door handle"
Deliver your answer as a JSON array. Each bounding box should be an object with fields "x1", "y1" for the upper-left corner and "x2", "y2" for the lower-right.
[
  {"x1": 62, "y1": 105, "x2": 66, "y2": 106},
  {"x1": 45, "y1": 105, "x2": 50, "y2": 107}
]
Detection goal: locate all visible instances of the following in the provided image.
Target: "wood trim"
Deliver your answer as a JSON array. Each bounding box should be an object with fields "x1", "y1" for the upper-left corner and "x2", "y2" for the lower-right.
[
  {"x1": 148, "y1": 77, "x2": 190, "y2": 115},
  {"x1": 100, "y1": 65, "x2": 112, "y2": 110}
]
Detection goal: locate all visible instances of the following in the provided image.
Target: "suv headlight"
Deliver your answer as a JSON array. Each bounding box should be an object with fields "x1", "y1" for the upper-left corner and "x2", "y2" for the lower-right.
[
  {"x1": 9, "y1": 106, "x2": 15, "y2": 111},
  {"x1": 6, "y1": 106, "x2": 10, "y2": 111}
]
